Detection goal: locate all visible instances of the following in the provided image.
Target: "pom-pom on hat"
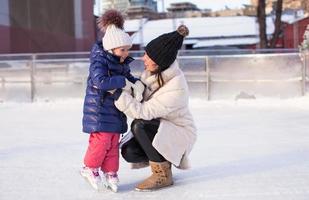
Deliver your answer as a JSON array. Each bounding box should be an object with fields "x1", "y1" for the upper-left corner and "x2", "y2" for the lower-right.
[
  {"x1": 145, "y1": 25, "x2": 189, "y2": 71},
  {"x1": 97, "y1": 9, "x2": 132, "y2": 50}
]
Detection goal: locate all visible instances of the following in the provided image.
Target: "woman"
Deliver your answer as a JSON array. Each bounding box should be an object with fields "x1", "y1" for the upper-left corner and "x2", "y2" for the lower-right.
[{"x1": 114, "y1": 25, "x2": 197, "y2": 191}]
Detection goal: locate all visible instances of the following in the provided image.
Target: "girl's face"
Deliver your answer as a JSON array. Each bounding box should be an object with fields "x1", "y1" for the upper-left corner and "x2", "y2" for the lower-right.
[
  {"x1": 112, "y1": 45, "x2": 130, "y2": 63},
  {"x1": 142, "y1": 53, "x2": 159, "y2": 73}
]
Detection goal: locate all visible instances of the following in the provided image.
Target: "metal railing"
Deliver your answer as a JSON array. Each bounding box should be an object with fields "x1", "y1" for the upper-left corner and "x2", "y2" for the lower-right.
[{"x1": 0, "y1": 50, "x2": 308, "y2": 102}]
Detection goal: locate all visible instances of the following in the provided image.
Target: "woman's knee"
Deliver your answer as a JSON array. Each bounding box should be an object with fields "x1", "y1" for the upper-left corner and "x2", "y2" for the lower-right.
[
  {"x1": 121, "y1": 142, "x2": 147, "y2": 163},
  {"x1": 121, "y1": 145, "x2": 135, "y2": 162},
  {"x1": 131, "y1": 119, "x2": 145, "y2": 137}
]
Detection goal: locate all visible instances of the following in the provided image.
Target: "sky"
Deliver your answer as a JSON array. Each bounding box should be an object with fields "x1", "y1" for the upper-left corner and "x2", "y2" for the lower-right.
[{"x1": 157, "y1": 0, "x2": 251, "y2": 12}]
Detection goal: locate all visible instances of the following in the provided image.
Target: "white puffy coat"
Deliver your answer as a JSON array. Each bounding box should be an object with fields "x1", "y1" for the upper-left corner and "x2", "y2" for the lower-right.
[{"x1": 115, "y1": 61, "x2": 197, "y2": 169}]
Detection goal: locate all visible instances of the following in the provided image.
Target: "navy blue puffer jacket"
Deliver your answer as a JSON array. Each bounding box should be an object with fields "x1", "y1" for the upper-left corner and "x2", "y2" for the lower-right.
[{"x1": 82, "y1": 42, "x2": 137, "y2": 134}]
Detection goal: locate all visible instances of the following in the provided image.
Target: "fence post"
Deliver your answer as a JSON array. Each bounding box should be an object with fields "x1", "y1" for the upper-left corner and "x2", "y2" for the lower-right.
[
  {"x1": 30, "y1": 55, "x2": 36, "y2": 102},
  {"x1": 1, "y1": 77, "x2": 4, "y2": 89},
  {"x1": 301, "y1": 51, "x2": 308, "y2": 96},
  {"x1": 304, "y1": 51, "x2": 308, "y2": 95},
  {"x1": 205, "y1": 56, "x2": 210, "y2": 101}
]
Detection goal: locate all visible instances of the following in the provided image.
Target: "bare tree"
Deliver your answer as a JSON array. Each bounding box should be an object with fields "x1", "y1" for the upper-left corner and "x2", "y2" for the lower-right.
[
  {"x1": 270, "y1": 0, "x2": 283, "y2": 48},
  {"x1": 257, "y1": 0, "x2": 268, "y2": 48},
  {"x1": 257, "y1": 0, "x2": 283, "y2": 48}
]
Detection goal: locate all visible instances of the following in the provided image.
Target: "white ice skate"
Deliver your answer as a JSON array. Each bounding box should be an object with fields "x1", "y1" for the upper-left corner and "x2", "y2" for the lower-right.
[
  {"x1": 103, "y1": 172, "x2": 119, "y2": 192},
  {"x1": 80, "y1": 166, "x2": 102, "y2": 191}
]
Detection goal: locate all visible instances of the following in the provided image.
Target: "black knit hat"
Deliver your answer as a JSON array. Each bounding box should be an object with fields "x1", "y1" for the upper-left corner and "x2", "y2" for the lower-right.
[{"x1": 145, "y1": 25, "x2": 189, "y2": 71}]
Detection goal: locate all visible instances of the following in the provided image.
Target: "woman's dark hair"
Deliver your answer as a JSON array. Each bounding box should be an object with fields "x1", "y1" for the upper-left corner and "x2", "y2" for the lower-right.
[
  {"x1": 151, "y1": 67, "x2": 165, "y2": 89},
  {"x1": 157, "y1": 69, "x2": 164, "y2": 88}
]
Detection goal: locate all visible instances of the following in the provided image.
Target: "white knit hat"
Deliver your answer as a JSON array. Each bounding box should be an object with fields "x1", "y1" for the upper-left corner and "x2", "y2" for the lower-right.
[{"x1": 102, "y1": 24, "x2": 132, "y2": 50}]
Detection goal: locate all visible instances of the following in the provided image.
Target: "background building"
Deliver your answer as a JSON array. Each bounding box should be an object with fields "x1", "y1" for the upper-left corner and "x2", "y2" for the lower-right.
[
  {"x1": 94, "y1": 0, "x2": 130, "y2": 15},
  {"x1": 93, "y1": 0, "x2": 159, "y2": 20},
  {"x1": 167, "y1": 2, "x2": 201, "y2": 18},
  {"x1": 126, "y1": 0, "x2": 158, "y2": 19},
  {"x1": 250, "y1": 0, "x2": 309, "y2": 14},
  {"x1": 0, "y1": 0, "x2": 95, "y2": 53},
  {"x1": 282, "y1": 16, "x2": 309, "y2": 48},
  {"x1": 211, "y1": 7, "x2": 244, "y2": 17},
  {"x1": 126, "y1": 14, "x2": 309, "y2": 50},
  {"x1": 129, "y1": 0, "x2": 157, "y2": 11}
]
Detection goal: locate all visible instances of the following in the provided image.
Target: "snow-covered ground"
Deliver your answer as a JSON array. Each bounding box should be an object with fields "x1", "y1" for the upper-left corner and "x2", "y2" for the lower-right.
[{"x1": 1, "y1": 97, "x2": 309, "y2": 200}]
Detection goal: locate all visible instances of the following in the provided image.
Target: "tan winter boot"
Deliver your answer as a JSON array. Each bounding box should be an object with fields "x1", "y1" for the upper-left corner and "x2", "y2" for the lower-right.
[{"x1": 135, "y1": 161, "x2": 173, "y2": 191}]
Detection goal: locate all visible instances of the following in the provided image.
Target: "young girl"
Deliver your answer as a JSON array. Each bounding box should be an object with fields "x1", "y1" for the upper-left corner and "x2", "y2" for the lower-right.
[{"x1": 80, "y1": 10, "x2": 144, "y2": 192}]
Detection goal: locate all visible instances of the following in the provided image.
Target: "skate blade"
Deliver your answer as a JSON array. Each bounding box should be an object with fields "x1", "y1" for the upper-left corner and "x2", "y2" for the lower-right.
[
  {"x1": 80, "y1": 171, "x2": 101, "y2": 191},
  {"x1": 103, "y1": 183, "x2": 118, "y2": 192},
  {"x1": 84, "y1": 177, "x2": 101, "y2": 191},
  {"x1": 109, "y1": 185, "x2": 118, "y2": 193},
  {"x1": 103, "y1": 181, "x2": 118, "y2": 193}
]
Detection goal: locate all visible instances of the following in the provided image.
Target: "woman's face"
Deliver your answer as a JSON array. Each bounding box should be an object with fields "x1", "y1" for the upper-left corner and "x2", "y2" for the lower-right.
[
  {"x1": 142, "y1": 53, "x2": 158, "y2": 72},
  {"x1": 112, "y1": 45, "x2": 130, "y2": 63}
]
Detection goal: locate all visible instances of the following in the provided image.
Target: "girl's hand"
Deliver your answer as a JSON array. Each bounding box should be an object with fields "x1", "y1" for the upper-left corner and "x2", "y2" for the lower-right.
[
  {"x1": 132, "y1": 80, "x2": 145, "y2": 102},
  {"x1": 123, "y1": 79, "x2": 133, "y2": 93}
]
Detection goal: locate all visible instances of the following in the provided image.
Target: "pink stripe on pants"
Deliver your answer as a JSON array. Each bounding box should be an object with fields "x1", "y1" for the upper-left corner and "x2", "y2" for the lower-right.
[{"x1": 83, "y1": 132, "x2": 120, "y2": 173}]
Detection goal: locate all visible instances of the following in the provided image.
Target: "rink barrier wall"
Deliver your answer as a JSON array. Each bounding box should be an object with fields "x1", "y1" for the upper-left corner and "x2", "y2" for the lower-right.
[{"x1": 0, "y1": 51, "x2": 308, "y2": 102}]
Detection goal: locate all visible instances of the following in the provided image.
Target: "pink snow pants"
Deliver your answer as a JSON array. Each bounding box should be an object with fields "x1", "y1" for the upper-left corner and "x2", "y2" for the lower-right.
[{"x1": 83, "y1": 132, "x2": 120, "y2": 173}]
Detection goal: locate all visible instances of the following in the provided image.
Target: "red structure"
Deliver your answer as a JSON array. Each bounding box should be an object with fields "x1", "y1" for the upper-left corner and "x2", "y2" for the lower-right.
[
  {"x1": 282, "y1": 16, "x2": 309, "y2": 48},
  {"x1": 0, "y1": 0, "x2": 96, "y2": 53}
]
